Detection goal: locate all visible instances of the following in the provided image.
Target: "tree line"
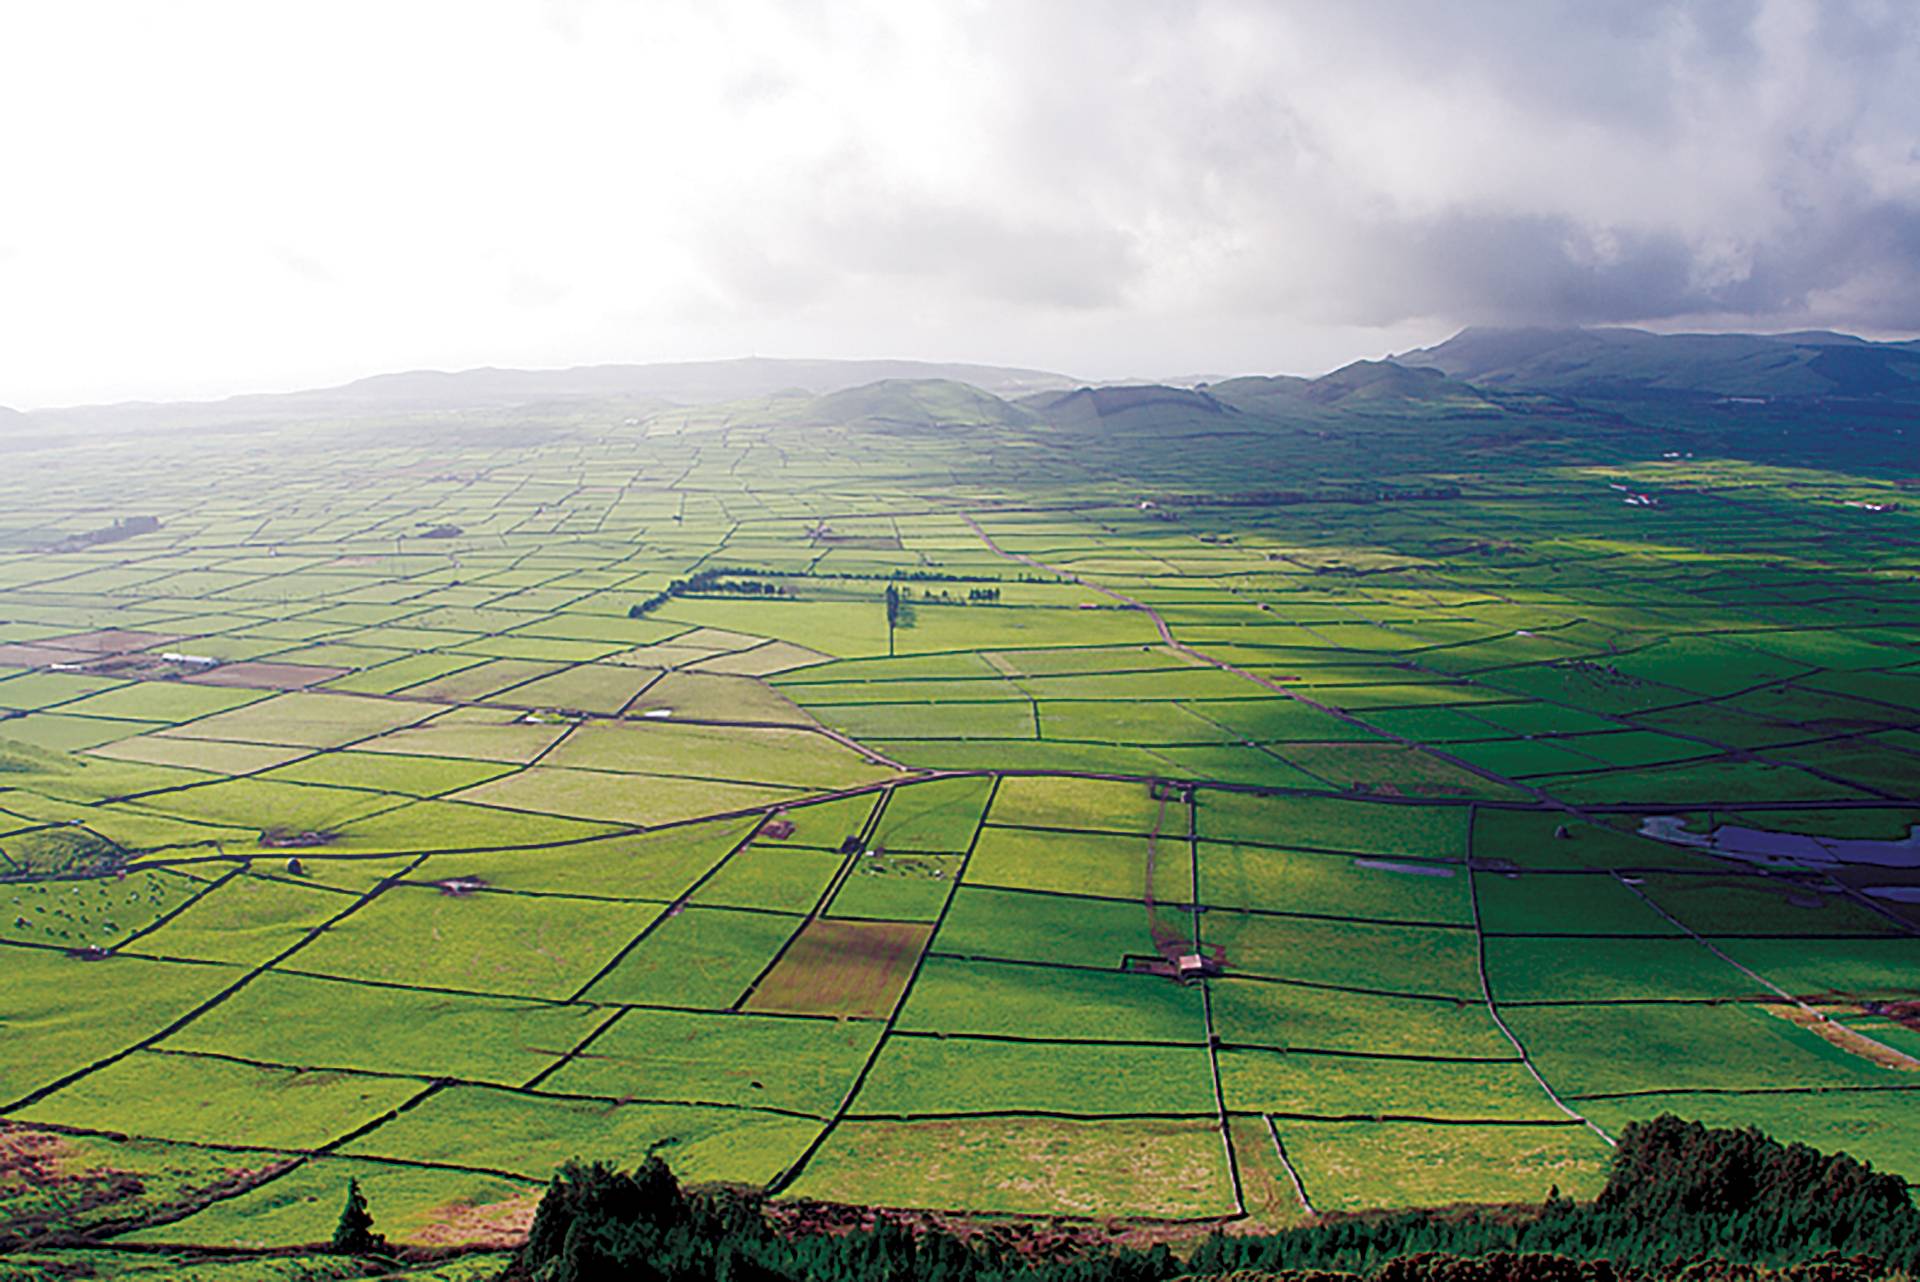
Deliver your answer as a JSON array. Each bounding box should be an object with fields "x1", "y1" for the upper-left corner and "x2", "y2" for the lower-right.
[{"x1": 415, "y1": 1115, "x2": 1919, "y2": 1282}]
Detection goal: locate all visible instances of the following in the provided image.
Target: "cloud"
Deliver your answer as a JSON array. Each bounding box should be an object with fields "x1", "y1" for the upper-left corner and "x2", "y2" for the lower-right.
[
  {"x1": 1, "y1": 0, "x2": 1917, "y2": 404},
  {"x1": 972, "y1": 0, "x2": 1920, "y2": 331}
]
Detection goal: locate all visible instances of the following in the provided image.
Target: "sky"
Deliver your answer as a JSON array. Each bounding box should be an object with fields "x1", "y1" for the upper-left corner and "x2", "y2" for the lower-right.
[{"x1": 3, "y1": 0, "x2": 1918, "y2": 407}]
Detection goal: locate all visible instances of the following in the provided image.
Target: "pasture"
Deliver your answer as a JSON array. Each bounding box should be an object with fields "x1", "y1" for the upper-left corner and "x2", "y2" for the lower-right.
[{"x1": 2, "y1": 396, "x2": 1917, "y2": 1256}]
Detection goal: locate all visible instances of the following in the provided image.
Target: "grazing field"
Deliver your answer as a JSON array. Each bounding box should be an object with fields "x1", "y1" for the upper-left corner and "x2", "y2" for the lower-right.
[{"x1": 3, "y1": 384, "x2": 1919, "y2": 1258}]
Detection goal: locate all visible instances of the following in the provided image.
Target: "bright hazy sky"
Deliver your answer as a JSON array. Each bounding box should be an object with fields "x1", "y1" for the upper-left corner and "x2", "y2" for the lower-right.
[{"x1": 3, "y1": 0, "x2": 1918, "y2": 407}]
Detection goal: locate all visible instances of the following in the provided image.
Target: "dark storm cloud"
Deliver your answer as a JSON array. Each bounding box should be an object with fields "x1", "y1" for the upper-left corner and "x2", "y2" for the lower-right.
[
  {"x1": 1271, "y1": 199, "x2": 1920, "y2": 329},
  {"x1": 833, "y1": 0, "x2": 1920, "y2": 333},
  {"x1": 1295, "y1": 0, "x2": 1920, "y2": 328}
]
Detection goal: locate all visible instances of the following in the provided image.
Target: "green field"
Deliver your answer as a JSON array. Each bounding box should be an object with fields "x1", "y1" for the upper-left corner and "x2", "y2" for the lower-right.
[{"x1": 4, "y1": 376, "x2": 1919, "y2": 1257}]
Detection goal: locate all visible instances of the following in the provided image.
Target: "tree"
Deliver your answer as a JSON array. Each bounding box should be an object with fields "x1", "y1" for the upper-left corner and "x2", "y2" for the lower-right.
[{"x1": 331, "y1": 1176, "x2": 385, "y2": 1255}]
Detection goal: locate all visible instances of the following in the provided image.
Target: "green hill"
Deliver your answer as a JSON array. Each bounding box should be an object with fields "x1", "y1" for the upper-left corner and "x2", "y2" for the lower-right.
[
  {"x1": 797, "y1": 378, "x2": 1038, "y2": 432},
  {"x1": 1026, "y1": 382, "x2": 1236, "y2": 429}
]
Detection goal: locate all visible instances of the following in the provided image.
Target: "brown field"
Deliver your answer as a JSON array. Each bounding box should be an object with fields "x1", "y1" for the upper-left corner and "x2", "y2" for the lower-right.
[
  {"x1": 1762, "y1": 1001, "x2": 1920, "y2": 1071},
  {"x1": 409, "y1": 1189, "x2": 543, "y2": 1248},
  {"x1": 745, "y1": 919, "x2": 932, "y2": 1018},
  {"x1": 42, "y1": 629, "x2": 183, "y2": 655},
  {"x1": 1226, "y1": 1115, "x2": 1313, "y2": 1229},
  {"x1": 0, "y1": 643, "x2": 95, "y2": 667}
]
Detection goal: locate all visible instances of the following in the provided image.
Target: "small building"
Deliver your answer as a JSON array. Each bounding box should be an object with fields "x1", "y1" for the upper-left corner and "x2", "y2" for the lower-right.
[{"x1": 1176, "y1": 953, "x2": 1222, "y2": 980}]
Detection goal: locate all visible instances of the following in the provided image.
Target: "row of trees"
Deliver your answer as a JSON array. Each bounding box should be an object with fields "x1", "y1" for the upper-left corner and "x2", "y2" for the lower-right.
[
  {"x1": 628, "y1": 566, "x2": 1015, "y2": 620},
  {"x1": 478, "y1": 1117, "x2": 1918, "y2": 1282},
  {"x1": 628, "y1": 567, "x2": 786, "y2": 617}
]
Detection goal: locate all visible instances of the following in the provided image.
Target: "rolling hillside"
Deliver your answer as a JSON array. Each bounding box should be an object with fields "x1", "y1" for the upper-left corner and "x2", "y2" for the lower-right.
[
  {"x1": 30, "y1": 357, "x2": 1076, "y2": 434},
  {"x1": 1392, "y1": 326, "x2": 1920, "y2": 400},
  {"x1": 798, "y1": 378, "x2": 1039, "y2": 432},
  {"x1": 1025, "y1": 383, "x2": 1236, "y2": 430},
  {"x1": 1209, "y1": 361, "x2": 1500, "y2": 415}
]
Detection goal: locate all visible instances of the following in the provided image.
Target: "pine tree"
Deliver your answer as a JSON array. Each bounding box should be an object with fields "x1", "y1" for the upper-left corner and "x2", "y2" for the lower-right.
[{"x1": 331, "y1": 1176, "x2": 385, "y2": 1255}]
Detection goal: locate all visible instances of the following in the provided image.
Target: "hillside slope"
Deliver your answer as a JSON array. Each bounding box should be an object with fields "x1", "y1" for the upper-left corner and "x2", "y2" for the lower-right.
[
  {"x1": 1025, "y1": 383, "x2": 1235, "y2": 430},
  {"x1": 797, "y1": 378, "x2": 1038, "y2": 432},
  {"x1": 34, "y1": 357, "x2": 1075, "y2": 433},
  {"x1": 1394, "y1": 326, "x2": 1920, "y2": 399}
]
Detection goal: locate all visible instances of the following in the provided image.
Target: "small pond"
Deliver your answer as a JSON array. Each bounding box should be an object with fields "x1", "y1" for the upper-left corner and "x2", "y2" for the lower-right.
[{"x1": 1638, "y1": 816, "x2": 1920, "y2": 870}]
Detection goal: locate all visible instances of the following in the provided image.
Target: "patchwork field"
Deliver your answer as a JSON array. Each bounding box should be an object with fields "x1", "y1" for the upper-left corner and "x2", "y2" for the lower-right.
[{"x1": 2, "y1": 393, "x2": 1918, "y2": 1257}]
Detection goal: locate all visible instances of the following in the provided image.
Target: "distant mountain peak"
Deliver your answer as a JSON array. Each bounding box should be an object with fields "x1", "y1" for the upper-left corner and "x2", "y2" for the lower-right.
[
  {"x1": 799, "y1": 378, "x2": 1037, "y2": 431},
  {"x1": 1392, "y1": 325, "x2": 1920, "y2": 400},
  {"x1": 1029, "y1": 383, "x2": 1232, "y2": 424},
  {"x1": 28, "y1": 357, "x2": 1078, "y2": 434}
]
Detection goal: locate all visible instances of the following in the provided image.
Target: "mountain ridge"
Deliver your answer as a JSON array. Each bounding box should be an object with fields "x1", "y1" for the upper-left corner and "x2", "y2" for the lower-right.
[
  {"x1": 797, "y1": 378, "x2": 1039, "y2": 432},
  {"x1": 29, "y1": 356, "x2": 1077, "y2": 433},
  {"x1": 1391, "y1": 325, "x2": 1920, "y2": 400},
  {"x1": 21, "y1": 324, "x2": 1920, "y2": 439}
]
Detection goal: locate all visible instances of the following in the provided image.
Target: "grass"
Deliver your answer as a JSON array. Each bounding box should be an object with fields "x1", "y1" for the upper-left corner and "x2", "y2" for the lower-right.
[
  {"x1": 988, "y1": 775, "x2": 1167, "y2": 833},
  {"x1": 355, "y1": 705, "x2": 573, "y2": 763},
  {"x1": 414, "y1": 819, "x2": 753, "y2": 899},
  {"x1": 7, "y1": 383, "x2": 1920, "y2": 1236},
  {"x1": 1201, "y1": 842, "x2": 1471, "y2": 923},
  {"x1": 257, "y1": 750, "x2": 514, "y2": 798},
  {"x1": 870, "y1": 775, "x2": 994, "y2": 851},
  {"x1": 1484, "y1": 937, "x2": 1756, "y2": 1002},
  {"x1": 18, "y1": 1049, "x2": 423, "y2": 1150},
  {"x1": 446, "y1": 766, "x2": 796, "y2": 827},
  {"x1": 1507, "y1": 1001, "x2": 1897, "y2": 1097},
  {"x1": 540, "y1": 1007, "x2": 881, "y2": 1114},
  {"x1": 965, "y1": 826, "x2": 1174, "y2": 902},
  {"x1": 853, "y1": 1035, "x2": 1217, "y2": 1116},
  {"x1": 895, "y1": 955, "x2": 1204, "y2": 1042},
  {"x1": 1580, "y1": 1088, "x2": 1920, "y2": 1186},
  {"x1": 1201, "y1": 911, "x2": 1484, "y2": 1000},
  {"x1": 785, "y1": 1116, "x2": 1236, "y2": 1217},
  {"x1": 827, "y1": 853, "x2": 962, "y2": 920},
  {"x1": 1197, "y1": 792, "x2": 1469, "y2": 857},
  {"x1": 161, "y1": 692, "x2": 429, "y2": 749},
  {"x1": 1278, "y1": 1120, "x2": 1609, "y2": 1212},
  {"x1": 543, "y1": 720, "x2": 895, "y2": 790},
  {"x1": 1209, "y1": 978, "x2": 1513, "y2": 1058},
  {"x1": 136, "y1": 874, "x2": 347, "y2": 965},
  {"x1": 0, "y1": 949, "x2": 233, "y2": 1105},
  {"x1": 580, "y1": 906, "x2": 799, "y2": 1009},
  {"x1": 289, "y1": 884, "x2": 665, "y2": 1000},
  {"x1": 119, "y1": 1154, "x2": 540, "y2": 1248},
  {"x1": 4, "y1": 868, "x2": 202, "y2": 950},
  {"x1": 692, "y1": 845, "x2": 846, "y2": 913},
  {"x1": 769, "y1": 792, "x2": 880, "y2": 848},
  {"x1": 931, "y1": 884, "x2": 1163, "y2": 969},
  {"x1": 339, "y1": 1085, "x2": 822, "y2": 1186},
  {"x1": 1217, "y1": 1047, "x2": 1566, "y2": 1121},
  {"x1": 0, "y1": 1127, "x2": 288, "y2": 1244},
  {"x1": 158, "y1": 969, "x2": 604, "y2": 1086}
]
